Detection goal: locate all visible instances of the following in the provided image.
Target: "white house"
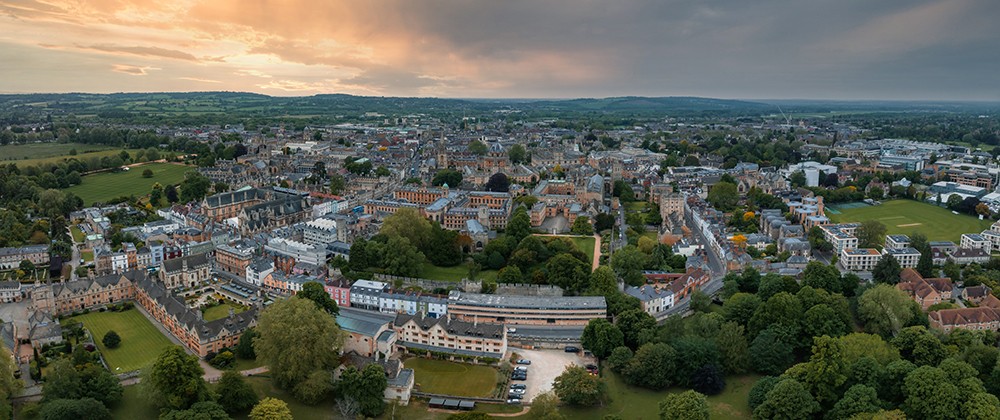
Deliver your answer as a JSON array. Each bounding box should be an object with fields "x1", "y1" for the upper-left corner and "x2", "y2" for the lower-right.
[{"x1": 624, "y1": 285, "x2": 674, "y2": 316}]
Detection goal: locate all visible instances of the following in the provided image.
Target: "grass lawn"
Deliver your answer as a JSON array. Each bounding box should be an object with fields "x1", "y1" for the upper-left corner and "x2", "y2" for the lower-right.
[
  {"x1": 420, "y1": 262, "x2": 497, "y2": 282},
  {"x1": 202, "y1": 301, "x2": 248, "y2": 322},
  {"x1": 111, "y1": 385, "x2": 160, "y2": 419},
  {"x1": 64, "y1": 162, "x2": 193, "y2": 206},
  {"x1": 405, "y1": 358, "x2": 499, "y2": 397},
  {"x1": 81, "y1": 250, "x2": 94, "y2": 262},
  {"x1": 70, "y1": 226, "x2": 85, "y2": 242},
  {"x1": 0, "y1": 142, "x2": 113, "y2": 163},
  {"x1": 233, "y1": 356, "x2": 265, "y2": 372},
  {"x1": 550, "y1": 370, "x2": 760, "y2": 420},
  {"x1": 62, "y1": 309, "x2": 174, "y2": 372},
  {"x1": 826, "y1": 199, "x2": 993, "y2": 242},
  {"x1": 10, "y1": 147, "x2": 146, "y2": 168},
  {"x1": 569, "y1": 236, "x2": 596, "y2": 261}
]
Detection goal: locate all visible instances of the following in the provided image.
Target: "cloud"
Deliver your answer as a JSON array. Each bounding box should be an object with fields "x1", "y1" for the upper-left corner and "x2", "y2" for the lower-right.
[
  {"x1": 112, "y1": 64, "x2": 158, "y2": 75},
  {"x1": 78, "y1": 44, "x2": 200, "y2": 61},
  {"x1": 178, "y1": 76, "x2": 221, "y2": 83}
]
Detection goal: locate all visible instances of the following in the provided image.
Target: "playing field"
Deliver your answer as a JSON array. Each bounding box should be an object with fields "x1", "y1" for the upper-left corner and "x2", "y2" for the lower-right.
[
  {"x1": 0, "y1": 142, "x2": 115, "y2": 164},
  {"x1": 62, "y1": 308, "x2": 175, "y2": 372},
  {"x1": 64, "y1": 162, "x2": 193, "y2": 206},
  {"x1": 405, "y1": 358, "x2": 500, "y2": 397},
  {"x1": 826, "y1": 200, "x2": 993, "y2": 242}
]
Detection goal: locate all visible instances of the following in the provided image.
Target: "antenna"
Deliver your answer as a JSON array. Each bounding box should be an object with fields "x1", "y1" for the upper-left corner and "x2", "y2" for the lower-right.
[{"x1": 776, "y1": 105, "x2": 791, "y2": 126}]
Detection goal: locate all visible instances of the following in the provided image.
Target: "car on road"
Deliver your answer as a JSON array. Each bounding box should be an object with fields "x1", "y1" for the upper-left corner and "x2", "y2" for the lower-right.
[
  {"x1": 516, "y1": 359, "x2": 531, "y2": 365},
  {"x1": 564, "y1": 346, "x2": 580, "y2": 353}
]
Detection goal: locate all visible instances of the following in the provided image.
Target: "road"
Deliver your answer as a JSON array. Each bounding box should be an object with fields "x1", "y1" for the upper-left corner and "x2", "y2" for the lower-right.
[{"x1": 656, "y1": 202, "x2": 730, "y2": 320}]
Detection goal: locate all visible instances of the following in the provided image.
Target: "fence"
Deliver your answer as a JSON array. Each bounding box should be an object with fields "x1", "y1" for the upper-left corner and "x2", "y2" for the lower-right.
[{"x1": 412, "y1": 392, "x2": 505, "y2": 404}]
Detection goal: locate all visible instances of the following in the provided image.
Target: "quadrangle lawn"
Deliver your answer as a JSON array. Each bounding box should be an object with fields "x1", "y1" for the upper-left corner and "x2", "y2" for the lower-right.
[
  {"x1": 62, "y1": 308, "x2": 175, "y2": 372},
  {"x1": 202, "y1": 301, "x2": 248, "y2": 322},
  {"x1": 405, "y1": 357, "x2": 500, "y2": 397},
  {"x1": 64, "y1": 162, "x2": 193, "y2": 206},
  {"x1": 420, "y1": 262, "x2": 497, "y2": 283},
  {"x1": 826, "y1": 199, "x2": 993, "y2": 242}
]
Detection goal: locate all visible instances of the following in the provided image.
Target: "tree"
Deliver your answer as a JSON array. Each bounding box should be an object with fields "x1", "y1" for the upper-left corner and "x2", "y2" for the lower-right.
[
  {"x1": 293, "y1": 370, "x2": 334, "y2": 405},
  {"x1": 963, "y1": 392, "x2": 1000, "y2": 420},
  {"x1": 484, "y1": 172, "x2": 510, "y2": 192},
  {"x1": 615, "y1": 309, "x2": 656, "y2": 350},
  {"x1": 581, "y1": 319, "x2": 625, "y2": 359},
  {"x1": 803, "y1": 304, "x2": 849, "y2": 338},
  {"x1": 903, "y1": 366, "x2": 960, "y2": 419},
  {"x1": 235, "y1": 328, "x2": 257, "y2": 360},
  {"x1": 753, "y1": 379, "x2": 820, "y2": 420},
  {"x1": 715, "y1": 322, "x2": 749, "y2": 374},
  {"x1": 546, "y1": 253, "x2": 591, "y2": 293},
  {"x1": 179, "y1": 172, "x2": 212, "y2": 203},
  {"x1": 382, "y1": 236, "x2": 424, "y2": 277},
  {"x1": 872, "y1": 254, "x2": 902, "y2": 285},
  {"x1": 39, "y1": 398, "x2": 111, "y2": 420},
  {"x1": 594, "y1": 213, "x2": 616, "y2": 231},
  {"x1": 249, "y1": 398, "x2": 292, "y2": 420},
  {"x1": 338, "y1": 364, "x2": 388, "y2": 418},
  {"x1": 856, "y1": 220, "x2": 887, "y2": 249},
  {"x1": 748, "y1": 376, "x2": 781, "y2": 411},
  {"x1": 380, "y1": 207, "x2": 431, "y2": 249},
  {"x1": 468, "y1": 140, "x2": 488, "y2": 155},
  {"x1": 610, "y1": 246, "x2": 647, "y2": 286},
  {"x1": 790, "y1": 171, "x2": 807, "y2": 187},
  {"x1": 691, "y1": 364, "x2": 725, "y2": 396},
  {"x1": 722, "y1": 293, "x2": 761, "y2": 327},
  {"x1": 165, "y1": 184, "x2": 179, "y2": 203},
  {"x1": 570, "y1": 216, "x2": 594, "y2": 236},
  {"x1": 659, "y1": 390, "x2": 709, "y2": 420},
  {"x1": 553, "y1": 366, "x2": 606, "y2": 406},
  {"x1": 142, "y1": 168, "x2": 153, "y2": 178},
  {"x1": 329, "y1": 173, "x2": 346, "y2": 195},
  {"x1": 607, "y1": 346, "x2": 633, "y2": 373},
  {"x1": 802, "y1": 261, "x2": 842, "y2": 292},
  {"x1": 624, "y1": 343, "x2": 676, "y2": 390},
  {"x1": 748, "y1": 292, "x2": 802, "y2": 338},
  {"x1": 498, "y1": 266, "x2": 523, "y2": 284},
  {"x1": 858, "y1": 284, "x2": 915, "y2": 337},
  {"x1": 432, "y1": 169, "x2": 462, "y2": 187},
  {"x1": 160, "y1": 401, "x2": 230, "y2": 420},
  {"x1": 296, "y1": 281, "x2": 339, "y2": 314},
  {"x1": 43, "y1": 360, "x2": 122, "y2": 408},
  {"x1": 690, "y1": 290, "x2": 711, "y2": 313},
  {"x1": 146, "y1": 346, "x2": 210, "y2": 410},
  {"x1": 749, "y1": 327, "x2": 796, "y2": 375},
  {"x1": 828, "y1": 384, "x2": 882, "y2": 420},
  {"x1": 102, "y1": 330, "x2": 121, "y2": 349},
  {"x1": 506, "y1": 207, "x2": 531, "y2": 244},
  {"x1": 706, "y1": 181, "x2": 738, "y2": 211},
  {"x1": 255, "y1": 298, "x2": 344, "y2": 390},
  {"x1": 757, "y1": 274, "x2": 800, "y2": 301},
  {"x1": 509, "y1": 144, "x2": 527, "y2": 163},
  {"x1": 216, "y1": 370, "x2": 259, "y2": 413},
  {"x1": 531, "y1": 392, "x2": 565, "y2": 420}
]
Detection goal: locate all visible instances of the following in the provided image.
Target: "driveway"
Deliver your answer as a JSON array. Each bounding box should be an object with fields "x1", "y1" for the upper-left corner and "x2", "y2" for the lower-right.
[{"x1": 509, "y1": 348, "x2": 587, "y2": 403}]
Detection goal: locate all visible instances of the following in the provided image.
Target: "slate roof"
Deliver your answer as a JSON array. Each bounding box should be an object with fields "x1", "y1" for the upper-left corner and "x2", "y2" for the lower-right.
[
  {"x1": 336, "y1": 307, "x2": 395, "y2": 337},
  {"x1": 394, "y1": 313, "x2": 504, "y2": 339},
  {"x1": 204, "y1": 188, "x2": 267, "y2": 208},
  {"x1": 162, "y1": 252, "x2": 210, "y2": 273}
]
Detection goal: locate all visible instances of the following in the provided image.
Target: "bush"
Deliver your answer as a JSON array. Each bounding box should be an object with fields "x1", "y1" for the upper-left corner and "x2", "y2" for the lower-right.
[
  {"x1": 102, "y1": 331, "x2": 121, "y2": 349},
  {"x1": 209, "y1": 350, "x2": 235, "y2": 369}
]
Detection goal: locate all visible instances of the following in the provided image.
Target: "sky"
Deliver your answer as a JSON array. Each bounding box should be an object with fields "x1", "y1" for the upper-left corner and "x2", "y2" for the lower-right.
[{"x1": 1, "y1": 0, "x2": 998, "y2": 100}]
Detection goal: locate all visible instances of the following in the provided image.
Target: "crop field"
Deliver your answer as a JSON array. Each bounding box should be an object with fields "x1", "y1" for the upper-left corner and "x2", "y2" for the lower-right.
[
  {"x1": 64, "y1": 162, "x2": 192, "y2": 206},
  {"x1": 826, "y1": 199, "x2": 993, "y2": 242}
]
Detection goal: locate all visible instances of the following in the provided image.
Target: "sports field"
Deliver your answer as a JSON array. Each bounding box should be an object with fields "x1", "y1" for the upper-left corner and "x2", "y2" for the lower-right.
[
  {"x1": 826, "y1": 200, "x2": 993, "y2": 242},
  {"x1": 0, "y1": 142, "x2": 115, "y2": 164},
  {"x1": 64, "y1": 162, "x2": 192, "y2": 206},
  {"x1": 405, "y1": 358, "x2": 499, "y2": 397},
  {"x1": 62, "y1": 308, "x2": 175, "y2": 372}
]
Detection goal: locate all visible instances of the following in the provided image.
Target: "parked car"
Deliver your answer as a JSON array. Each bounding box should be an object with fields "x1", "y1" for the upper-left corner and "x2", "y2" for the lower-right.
[
  {"x1": 507, "y1": 328, "x2": 517, "y2": 334},
  {"x1": 565, "y1": 346, "x2": 580, "y2": 353},
  {"x1": 514, "y1": 366, "x2": 528, "y2": 371},
  {"x1": 585, "y1": 364, "x2": 598, "y2": 370},
  {"x1": 511, "y1": 374, "x2": 527, "y2": 381},
  {"x1": 507, "y1": 398, "x2": 522, "y2": 405},
  {"x1": 510, "y1": 384, "x2": 526, "y2": 390},
  {"x1": 509, "y1": 388, "x2": 526, "y2": 395},
  {"x1": 516, "y1": 359, "x2": 531, "y2": 365}
]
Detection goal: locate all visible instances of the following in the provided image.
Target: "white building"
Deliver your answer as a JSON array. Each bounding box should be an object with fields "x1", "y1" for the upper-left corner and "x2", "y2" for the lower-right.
[
  {"x1": 961, "y1": 233, "x2": 992, "y2": 252},
  {"x1": 623, "y1": 285, "x2": 674, "y2": 316},
  {"x1": 820, "y1": 224, "x2": 859, "y2": 254},
  {"x1": 350, "y1": 280, "x2": 389, "y2": 311},
  {"x1": 882, "y1": 247, "x2": 921, "y2": 269},
  {"x1": 245, "y1": 257, "x2": 274, "y2": 287},
  {"x1": 303, "y1": 218, "x2": 339, "y2": 246},
  {"x1": 885, "y1": 235, "x2": 911, "y2": 250},
  {"x1": 840, "y1": 248, "x2": 882, "y2": 272},
  {"x1": 0, "y1": 281, "x2": 22, "y2": 303},
  {"x1": 264, "y1": 237, "x2": 326, "y2": 266}
]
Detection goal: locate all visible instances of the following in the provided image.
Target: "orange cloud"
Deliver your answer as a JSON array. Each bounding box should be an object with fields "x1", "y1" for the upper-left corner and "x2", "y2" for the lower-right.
[{"x1": 112, "y1": 64, "x2": 159, "y2": 75}]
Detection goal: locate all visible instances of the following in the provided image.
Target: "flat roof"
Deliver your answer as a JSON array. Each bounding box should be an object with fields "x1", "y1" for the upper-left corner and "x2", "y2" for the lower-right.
[{"x1": 448, "y1": 291, "x2": 606, "y2": 310}]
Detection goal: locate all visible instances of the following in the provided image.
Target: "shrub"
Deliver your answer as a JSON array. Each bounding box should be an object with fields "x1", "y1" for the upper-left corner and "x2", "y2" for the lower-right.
[
  {"x1": 209, "y1": 351, "x2": 236, "y2": 369},
  {"x1": 102, "y1": 331, "x2": 121, "y2": 349}
]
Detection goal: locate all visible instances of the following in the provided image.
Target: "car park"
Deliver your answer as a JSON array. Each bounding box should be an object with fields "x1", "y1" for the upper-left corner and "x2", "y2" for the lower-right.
[
  {"x1": 514, "y1": 366, "x2": 528, "y2": 371},
  {"x1": 516, "y1": 359, "x2": 531, "y2": 365},
  {"x1": 510, "y1": 384, "x2": 526, "y2": 390},
  {"x1": 564, "y1": 346, "x2": 580, "y2": 353},
  {"x1": 507, "y1": 398, "x2": 521, "y2": 405}
]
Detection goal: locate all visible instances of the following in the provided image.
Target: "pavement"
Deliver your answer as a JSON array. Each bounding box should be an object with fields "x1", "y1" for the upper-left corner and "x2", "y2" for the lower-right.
[{"x1": 508, "y1": 349, "x2": 589, "y2": 403}]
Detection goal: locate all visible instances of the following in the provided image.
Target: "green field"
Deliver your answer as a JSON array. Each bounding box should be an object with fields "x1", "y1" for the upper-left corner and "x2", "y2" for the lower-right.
[
  {"x1": 62, "y1": 309, "x2": 175, "y2": 372},
  {"x1": 569, "y1": 236, "x2": 597, "y2": 260},
  {"x1": 70, "y1": 226, "x2": 84, "y2": 242},
  {"x1": 552, "y1": 370, "x2": 759, "y2": 420},
  {"x1": 0, "y1": 142, "x2": 115, "y2": 163},
  {"x1": 826, "y1": 200, "x2": 993, "y2": 242},
  {"x1": 202, "y1": 301, "x2": 248, "y2": 322},
  {"x1": 405, "y1": 358, "x2": 500, "y2": 397},
  {"x1": 64, "y1": 163, "x2": 193, "y2": 206},
  {"x1": 420, "y1": 262, "x2": 497, "y2": 282}
]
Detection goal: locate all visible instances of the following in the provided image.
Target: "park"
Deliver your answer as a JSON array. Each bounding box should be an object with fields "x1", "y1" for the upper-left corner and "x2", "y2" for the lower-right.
[
  {"x1": 64, "y1": 162, "x2": 192, "y2": 206},
  {"x1": 826, "y1": 199, "x2": 993, "y2": 243},
  {"x1": 61, "y1": 308, "x2": 174, "y2": 372}
]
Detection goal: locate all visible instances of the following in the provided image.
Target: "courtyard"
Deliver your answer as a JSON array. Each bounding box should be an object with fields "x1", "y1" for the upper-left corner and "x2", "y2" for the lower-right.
[
  {"x1": 62, "y1": 308, "x2": 174, "y2": 372},
  {"x1": 405, "y1": 357, "x2": 501, "y2": 397}
]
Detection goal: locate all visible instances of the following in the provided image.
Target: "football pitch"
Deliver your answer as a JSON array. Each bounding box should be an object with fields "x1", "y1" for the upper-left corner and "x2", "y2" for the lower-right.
[{"x1": 826, "y1": 200, "x2": 993, "y2": 242}]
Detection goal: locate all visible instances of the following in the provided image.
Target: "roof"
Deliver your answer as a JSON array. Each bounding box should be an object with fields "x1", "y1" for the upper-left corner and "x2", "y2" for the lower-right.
[
  {"x1": 623, "y1": 285, "x2": 673, "y2": 302},
  {"x1": 162, "y1": 252, "x2": 210, "y2": 273},
  {"x1": 336, "y1": 307, "x2": 395, "y2": 337},
  {"x1": 448, "y1": 291, "x2": 606, "y2": 311},
  {"x1": 394, "y1": 313, "x2": 504, "y2": 339}
]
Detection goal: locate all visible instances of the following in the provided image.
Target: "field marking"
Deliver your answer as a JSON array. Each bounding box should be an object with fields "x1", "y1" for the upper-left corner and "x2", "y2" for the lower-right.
[
  {"x1": 897, "y1": 223, "x2": 922, "y2": 227},
  {"x1": 878, "y1": 216, "x2": 905, "y2": 220}
]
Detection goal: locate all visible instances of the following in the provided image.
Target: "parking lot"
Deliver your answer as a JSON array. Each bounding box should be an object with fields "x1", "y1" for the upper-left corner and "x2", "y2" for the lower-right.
[{"x1": 509, "y1": 348, "x2": 593, "y2": 403}]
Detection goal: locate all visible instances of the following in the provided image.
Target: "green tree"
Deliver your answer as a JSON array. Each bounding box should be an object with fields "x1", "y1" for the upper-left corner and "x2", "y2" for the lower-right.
[
  {"x1": 722, "y1": 293, "x2": 761, "y2": 328},
  {"x1": 43, "y1": 360, "x2": 122, "y2": 408},
  {"x1": 963, "y1": 392, "x2": 1000, "y2": 420},
  {"x1": 506, "y1": 206, "x2": 531, "y2": 244},
  {"x1": 803, "y1": 304, "x2": 849, "y2": 338},
  {"x1": 624, "y1": 343, "x2": 676, "y2": 390},
  {"x1": 432, "y1": 169, "x2": 463, "y2": 187},
  {"x1": 757, "y1": 274, "x2": 800, "y2": 301},
  {"x1": 329, "y1": 173, "x2": 346, "y2": 195},
  {"x1": 509, "y1": 144, "x2": 527, "y2": 163},
  {"x1": 658, "y1": 390, "x2": 709, "y2": 420},
  {"x1": 690, "y1": 290, "x2": 711, "y2": 313},
  {"x1": 235, "y1": 328, "x2": 257, "y2": 360},
  {"x1": 916, "y1": 251, "x2": 934, "y2": 278},
  {"x1": 379, "y1": 207, "x2": 432, "y2": 249},
  {"x1": 856, "y1": 220, "x2": 887, "y2": 249},
  {"x1": 160, "y1": 401, "x2": 230, "y2": 420},
  {"x1": 607, "y1": 346, "x2": 633, "y2": 373},
  {"x1": 546, "y1": 253, "x2": 591, "y2": 293},
  {"x1": 142, "y1": 168, "x2": 153, "y2": 178},
  {"x1": 570, "y1": 216, "x2": 594, "y2": 235},
  {"x1": 530, "y1": 392, "x2": 565, "y2": 420},
  {"x1": 872, "y1": 254, "x2": 902, "y2": 285},
  {"x1": 39, "y1": 398, "x2": 111, "y2": 420},
  {"x1": 553, "y1": 365, "x2": 606, "y2": 406},
  {"x1": 858, "y1": 284, "x2": 916, "y2": 337},
  {"x1": 706, "y1": 181, "x2": 738, "y2": 211},
  {"x1": 338, "y1": 364, "x2": 388, "y2": 418},
  {"x1": 715, "y1": 322, "x2": 749, "y2": 374},
  {"x1": 147, "y1": 346, "x2": 210, "y2": 410},
  {"x1": 749, "y1": 326, "x2": 796, "y2": 375},
  {"x1": 468, "y1": 140, "x2": 488, "y2": 155},
  {"x1": 827, "y1": 384, "x2": 883, "y2": 420},
  {"x1": 179, "y1": 171, "x2": 212, "y2": 203},
  {"x1": 615, "y1": 309, "x2": 656, "y2": 349},
  {"x1": 748, "y1": 292, "x2": 802, "y2": 337},
  {"x1": 610, "y1": 246, "x2": 647, "y2": 286},
  {"x1": 581, "y1": 319, "x2": 625, "y2": 359},
  {"x1": 293, "y1": 370, "x2": 334, "y2": 405},
  {"x1": 102, "y1": 330, "x2": 121, "y2": 349},
  {"x1": 753, "y1": 379, "x2": 821, "y2": 420},
  {"x1": 249, "y1": 397, "x2": 292, "y2": 420},
  {"x1": 903, "y1": 366, "x2": 960, "y2": 419},
  {"x1": 382, "y1": 236, "x2": 424, "y2": 277},
  {"x1": 255, "y1": 298, "x2": 344, "y2": 390},
  {"x1": 216, "y1": 370, "x2": 259, "y2": 414},
  {"x1": 795, "y1": 336, "x2": 849, "y2": 406},
  {"x1": 747, "y1": 376, "x2": 781, "y2": 411},
  {"x1": 296, "y1": 281, "x2": 339, "y2": 314},
  {"x1": 801, "y1": 261, "x2": 842, "y2": 292},
  {"x1": 497, "y1": 266, "x2": 523, "y2": 284}
]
